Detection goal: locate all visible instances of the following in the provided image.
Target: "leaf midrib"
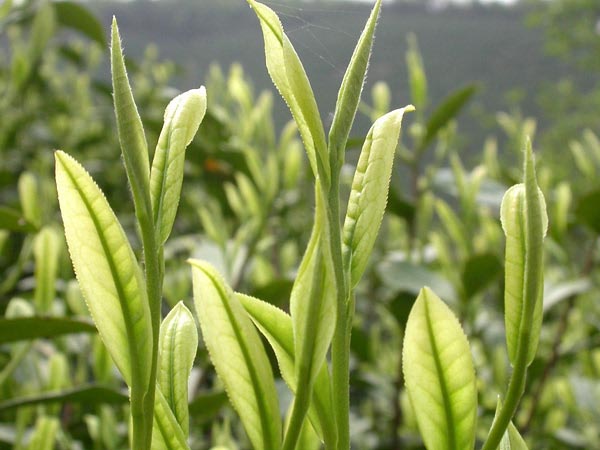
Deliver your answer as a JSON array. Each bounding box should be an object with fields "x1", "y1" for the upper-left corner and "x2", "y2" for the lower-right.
[
  {"x1": 200, "y1": 266, "x2": 277, "y2": 450},
  {"x1": 423, "y1": 295, "x2": 457, "y2": 450}
]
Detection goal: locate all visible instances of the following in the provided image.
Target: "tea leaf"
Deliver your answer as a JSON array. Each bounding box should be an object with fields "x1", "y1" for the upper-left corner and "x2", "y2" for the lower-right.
[
  {"x1": 190, "y1": 260, "x2": 281, "y2": 450},
  {"x1": 290, "y1": 193, "x2": 336, "y2": 392},
  {"x1": 343, "y1": 107, "x2": 413, "y2": 287},
  {"x1": 18, "y1": 172, "x2": 41, "y2": 228},
  {"x1": 152, "y1": 388, "x2": 190, "y2": 450},
  {"x1": 238, "y1": 293, "x2": 336, "y2": 447},
  {"x1": 403, "y1": 287, "x2": 477, "y2": 450},
  {"x1": 406, "y1": 33, "x2": 428, "y2": 111},
  {"x1": 328, "y1": 0, "x2": 381, "y2": 170},
  {"x1": 248, "y1": 0, "x2": 329, "y2": 184},
  {"x1": 417, "y1": 84, "x2": 477, "y2": 153},
  {"x1": 500, "y1": 140, "x2": 548, "y2": 366},
  {"x1": 26, "y1": 416, "x2": 59, "y2": 450},
  {"x1": 0, "y1": 317, "x2": 96, "y2": 344},
  {"x1": 150, "y1": 87, "x2": 207, "y2": 245},
  {"x1": 33, "y1": 227, "x2": 61, "y2": 314},
  {"x1": 0, "y1": 206, "x2": 37, "y2": 233},
  {"x1": 157, "y1": 302, "x2": 198, "y2": 436},
  {"x1": 0, "y1": 385, "x2": 128, "y2": 412},
  {"x1": 111, "y1": 18, "x2": 152, "y2": 226},
  {"x1": 55, "y1": 151, "x2": 153, "y2": 389},
  {"x1": 54, "y1": 1, "x2": 106, "y2": 47}
]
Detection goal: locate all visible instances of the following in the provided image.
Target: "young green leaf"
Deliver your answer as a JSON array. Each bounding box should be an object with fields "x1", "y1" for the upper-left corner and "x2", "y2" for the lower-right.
[
  {"x1": 18, "y1": 172, "x2": 41, "y2": 228},
  {"x1": 55, "y1": 150, "x2": 152, "y2": 391},
  {"x1": 111, "y1": 18, "x2": 152, "y2": 226},
  {"x1": 328, "y1": 0, "x2": 381, "y2": 170},
  {"x1": 33, "y1": 227, "x2": 61, "y2": 314},
  {"x1": 190, "y1": 259, "x2": 282, "y2": 450},
  {"x1": 247, "y1": 0, "x2": 329, "y2": 184},
  {"x1": 152, "y1": 388, "x2": 191, "y2": 450},
  {"x1": 26, "y1": 416, "x2": 59, "y2": 450},
  {"x1": 500, "y1": 139, "x2": 548, "y2": 367},
  {"x1": 417, "y1": 84, "x2": 477, "y2": 154},
  {"x1": 237, "y1": 293, "x2": 337, "y2": 448},
  {"x1": 150, "y1": 87, "x2": 207, "y2": 245},
  {"x1": 402, "y1": 287, "x2": 477, "y2": 450},
  {"x1": 290, "y1": 193, "x2": 337, "y2": 391},
  {"x1": 406, "y1": 33, "x2": 428, "y2": 112},
  {"x1": 342, "y1": 106, "x2": 414, "y2": 288},
  {"x1": 157, "y1": 301, "x2": 198, "y2": 437}
]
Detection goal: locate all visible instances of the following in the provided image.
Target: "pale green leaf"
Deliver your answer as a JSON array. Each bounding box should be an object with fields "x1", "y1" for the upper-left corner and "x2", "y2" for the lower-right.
[
  {"x1": 55, "y1": 151, "x2": 152, "y2": 389},
  {"x1": 150, "y1": 87, "x2": 207, "y2": 245},
  {"x1": 152, "y1": 388, "x2": 191, "y2": 450},
  {"x1": 18, "y1": 172, "x2": 41, "y2": 228},
  {"x1": 402, "y1": 287, "x2": 477, "y2": 450},
  {"x1": 26, "y1": 416, "x2": 59, "y2": 450},
  {"x1": 238, "y1": 293, "x2": 336, "y2": 447},
  {"x1": 111, "y1": 18, "x2": 152, "y2": 225},
  {"x1": 342, "y1": 106, "x2": 414, "y2": 287},
  {"x1": 190, "y1": 260, "x2": 281, "y2": 450},
  {"x1": 500, "y1": 140, "x2": 548, "y2": 366},
  {"x1": 328, "y1": 0, "x2": 381, "y2": 170},
  {"x1": 406, "y1": 33, "x2": 428, "y2": 112},
  {"x1": 157, "y1": 302, "x2": 198, "y2": 437},
  {"x1": 33, "y1": 227, "x2": 61, "y2": 314},
  {"x1": 290, "y1": 190, "x2": 336, "y2": 391},
  {"x1": 248, "y1": 0, "x2": 329, "y2": 183}
]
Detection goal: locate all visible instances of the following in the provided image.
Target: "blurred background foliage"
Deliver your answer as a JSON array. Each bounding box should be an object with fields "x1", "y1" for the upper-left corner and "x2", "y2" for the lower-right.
[{"x1": 0, "y1": 0, "x2": 599, "y2": 449}]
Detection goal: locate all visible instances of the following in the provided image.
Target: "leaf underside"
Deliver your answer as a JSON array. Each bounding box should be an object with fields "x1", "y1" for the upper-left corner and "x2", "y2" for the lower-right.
[{"x1": 403, "y1": 287, "x2": 477, "y2": 450}]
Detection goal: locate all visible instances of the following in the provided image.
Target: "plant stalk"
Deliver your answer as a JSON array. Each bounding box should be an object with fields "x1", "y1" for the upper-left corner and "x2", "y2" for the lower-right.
[{"x1": 327, "y1": 171, "x2": 352, "y2": 450}]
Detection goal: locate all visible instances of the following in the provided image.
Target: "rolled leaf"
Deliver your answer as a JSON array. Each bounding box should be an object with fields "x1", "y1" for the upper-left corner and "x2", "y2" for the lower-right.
[
  {"x1": 402, "y1": 287, "x2": 477, "y2": 450},
  {"x1": 111, "y1": 18, "x2": 152, "y2": 226},
  {"x1": 157, "y1": 302, "x2": 198, "y2": 436},
  {"x1": 290, "y1": 191, "x2": 336, "y2": 392},
  {"x1": 33, "y1": 227, "x2": 61, "y2": 314},
  {"x1": 238, "y1": 293, "x2": 336, "y2": 447},
  {"x1": 248, "y1": 0, "x2": 329, "y2": 183},
  {"x1": 342, "y1": 106, "x2": 414, "y2": 287},
  {"x1": 406, "y1": 33, "x2": 428, "y2": 112},
  {"x1": 500, "y1": 139, "x2": 548, "y2": 366},
  {"x1": 328, "y1": 0, "x2": 381, "y2": 169},
  {"x1": 18, "y1": 172, "x2": 41, "y2": 228},
  {"x1": 150, "y1": 87, "x2": 207, "y2": 245},
  {"x1": 190, "y1": 260, "x2": 281, "y2": 450},
  {"x1": 55, "y1": 151, "x2": 152, "y2": 389}
]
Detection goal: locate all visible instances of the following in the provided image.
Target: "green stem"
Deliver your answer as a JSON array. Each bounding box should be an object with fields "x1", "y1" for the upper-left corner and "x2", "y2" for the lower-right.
[
  {"x1": 138, "y1": 226, "x2": 163, "y2": 449},
  {"x1": 281, "y1": 383, "x2": 310, "y2": 450},
  {"x1": 480, "y1": 359, "x2": 528, "y2": 450},
  {"x1": 327, "y1": 172, "x2": 352, "y2": 450}
]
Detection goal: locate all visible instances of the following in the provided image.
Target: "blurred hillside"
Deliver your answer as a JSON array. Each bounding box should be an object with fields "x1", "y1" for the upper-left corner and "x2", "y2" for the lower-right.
[{"x1": 89, "y1": 0, "x2": 590, "y2": 155}]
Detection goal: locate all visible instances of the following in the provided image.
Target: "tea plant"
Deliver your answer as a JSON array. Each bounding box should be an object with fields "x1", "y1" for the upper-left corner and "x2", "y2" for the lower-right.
[
  {"x1": 190, "y1": 0, "x2": 413, "y2": 448},
  {"x1": 1, "y1": 0, "x2": 587, "y2": 448},
  {"x1": 55, "y1": 18, "x2": 205, "y2": 449}
]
